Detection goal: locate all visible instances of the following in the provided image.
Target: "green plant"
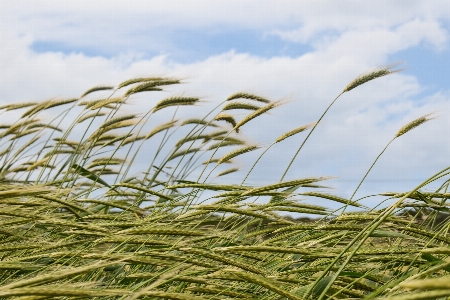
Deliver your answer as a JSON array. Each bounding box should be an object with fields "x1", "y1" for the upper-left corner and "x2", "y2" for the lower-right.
[{"x1": 0, "y1": 67, "x2": 448, "y2": 300}]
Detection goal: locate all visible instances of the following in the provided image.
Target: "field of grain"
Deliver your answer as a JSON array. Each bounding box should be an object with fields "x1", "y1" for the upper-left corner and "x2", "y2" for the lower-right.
[{"x1": 0, "y1": 65, "x2": 449, "y2": 299}]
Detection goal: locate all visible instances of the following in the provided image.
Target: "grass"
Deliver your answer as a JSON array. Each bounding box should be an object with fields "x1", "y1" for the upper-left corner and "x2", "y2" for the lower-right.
[{"x1": 0, "y1": 66, "x2": 448, "y2": 300}]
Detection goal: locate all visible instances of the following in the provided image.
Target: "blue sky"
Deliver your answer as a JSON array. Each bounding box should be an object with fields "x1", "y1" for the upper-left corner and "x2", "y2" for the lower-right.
[
  {"x1": 30, "y1": 27, "x2": 315, "y2": 61},
  {"x1": 1, "y1": 0, "x2": 450, "y2": 208}
]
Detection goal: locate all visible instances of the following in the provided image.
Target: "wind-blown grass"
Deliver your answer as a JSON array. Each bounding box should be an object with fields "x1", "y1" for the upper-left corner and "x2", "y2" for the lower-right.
[{"x1": 0, "y1": 66, "x2": 448, "y2": 300}]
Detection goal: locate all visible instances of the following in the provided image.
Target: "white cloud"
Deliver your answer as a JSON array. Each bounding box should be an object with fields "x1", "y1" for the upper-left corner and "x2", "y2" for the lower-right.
[{"x1": 2, "y1": 0, "x2": 449, "y2": 54}]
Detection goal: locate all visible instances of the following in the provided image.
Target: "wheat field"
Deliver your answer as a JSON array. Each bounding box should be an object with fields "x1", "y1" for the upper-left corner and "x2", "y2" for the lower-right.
[{"x1": 0, "y1": 65, "x2": 448, "y2": 299}]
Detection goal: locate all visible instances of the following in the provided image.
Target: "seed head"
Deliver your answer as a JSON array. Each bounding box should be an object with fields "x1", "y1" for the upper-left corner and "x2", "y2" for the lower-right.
[
  {"x1": 395, "y1": 112, "x2": 438, "y2": 138},
  {"x1": 343, "y1": 63, "x2": 403, "y2": 93}
]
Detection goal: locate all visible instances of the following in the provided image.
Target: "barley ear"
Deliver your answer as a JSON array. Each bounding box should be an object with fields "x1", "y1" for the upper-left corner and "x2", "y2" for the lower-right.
[
  {"x1": 214, "y1": 113, "x2": 237, "y2": 131},
  {"x1": 117, "y1": 77, "x2": 167, "y2": 89},
  {"x1": 181, "y1": 118, "x2": 217, "y2": 127},
  {"x1": 217, "y1": 167, "x2": 239, "y2": 177},
  {"x1": 168, "y1": 147, "x2": 202, "y2": 161},
  {"x1": 100, "y1": 115, "x2": 136, "y2": 129},
  {"x1": 22, "y1": 98, "x2": 77, "y2": 118},
  {"x1": 395, "y1": 112, "x2": 437, "y2": 138},
  {"x1": 217, "y1": 145, "x2": 259, "y2": 164},
  {"x1": 89, "y1": 97, "x2": 125, "y2": 110},
  {"x1": 153, "y1": 97, "x2": 199, "y2": 112},
  {"x1": 145, "y1": 120, "x2": 178, "y2": 140},
  {"x1": 222, "y1": 101, "x2": 260, "y2": 111},
  {"x1": 275, "y1": 122, "x2": 316, "y2": 143},
  {"x1": 77, "y1": 112, "x2": 106, "y2": 123},
  {"x1": 227, "y1": 92, "x2": 271, "y2": 103},
  {"x1": 343, "y1": 63, "x2": 403, "y2": 93},
  {"x1": 80, "y1": 86, "x2": 114, "y2": 98},
  {"x1": 234, "y1": 100, "x2": 284, "y2": 131},
  {"x1": 125, "y1": 79, "x2": 179, "y2": 96},
  {"x1": 0, "y1": 102, "x2": 38, "y2": 111}
]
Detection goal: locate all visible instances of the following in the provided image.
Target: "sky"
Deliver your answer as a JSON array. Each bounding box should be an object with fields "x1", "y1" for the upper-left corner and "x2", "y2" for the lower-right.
[{"x1": 1, "y1": 0, "x2": 449, "y2": 209}]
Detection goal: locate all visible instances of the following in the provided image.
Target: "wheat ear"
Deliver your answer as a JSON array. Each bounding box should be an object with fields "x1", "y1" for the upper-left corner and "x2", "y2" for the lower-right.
[
  {"x1": 153, "y1": 97, "x2": 199, "y2": 112},
  {"x1": 227, "y1": 92, "x2": 271, "y2": 103},
  {"x1": 343, "y1": 63, "x2": 403, "y2": 93},
  {"x1": 234, "y1": 100, "x2": 284, "y2": 131},
  {"x1": 80, "y1": 86, "x2": 114, "y2": 98},
  {"x1": 395, "y1": 112, "x2": 437, "y2": 138}
]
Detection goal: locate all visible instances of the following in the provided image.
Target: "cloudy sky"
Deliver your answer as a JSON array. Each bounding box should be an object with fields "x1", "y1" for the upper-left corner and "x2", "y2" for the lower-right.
[{"x1": 1, "y1": 0, "x2": 449, "y2": 208}]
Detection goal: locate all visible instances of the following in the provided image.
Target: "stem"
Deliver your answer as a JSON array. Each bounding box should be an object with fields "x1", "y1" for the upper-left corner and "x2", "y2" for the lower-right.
[
  {"x1": 240, "y1": 143, "x2": 273, "y2": 186},
  {"x1": 349, "y1": 139, "x2": 393, "y2": 201},
  {"x1": 338, "y1": 138, "x2": 395, "y2": 216},
  {"x1": 280, "y1": 92, "x2": 343, "y2": 182}
]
